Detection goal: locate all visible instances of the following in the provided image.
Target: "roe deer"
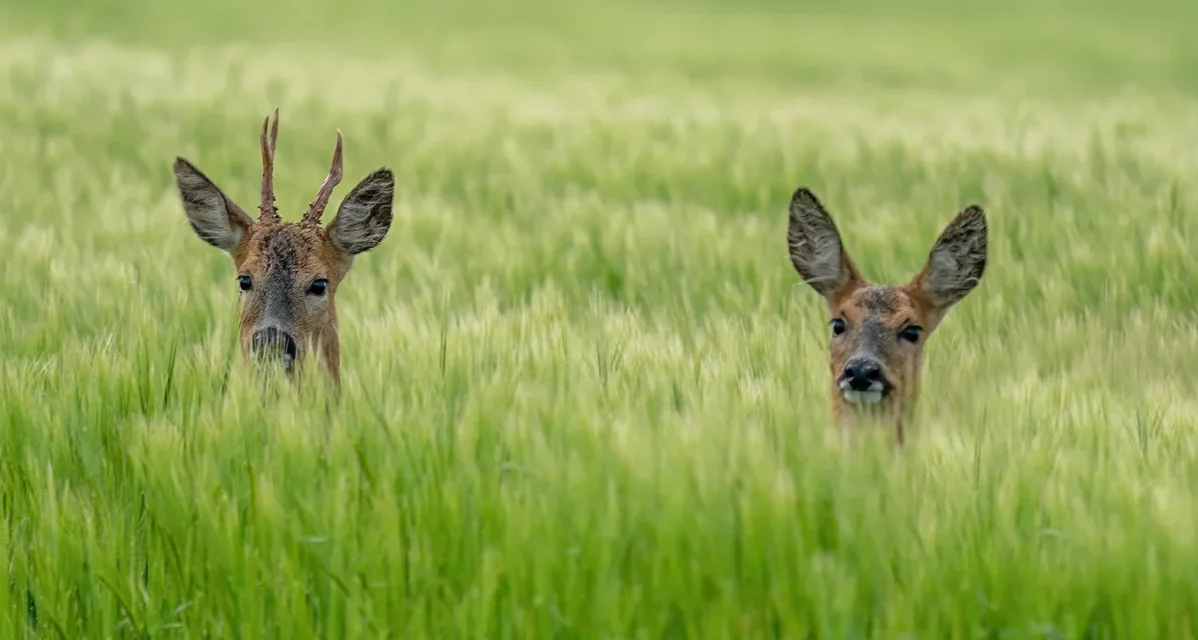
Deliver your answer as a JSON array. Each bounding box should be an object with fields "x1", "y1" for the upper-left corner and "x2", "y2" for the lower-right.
[
  {"x1": 172, "y1": 108, "x2": 394, "y2": 387},
  {"x1": 786, "y1": 187, "x2": 987, "y2": 443}
]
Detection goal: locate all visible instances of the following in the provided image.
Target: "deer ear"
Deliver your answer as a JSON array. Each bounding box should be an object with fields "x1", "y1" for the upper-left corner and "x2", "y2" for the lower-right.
[
  {"x1": 787, "y1": 187, "x2": 860, "y2": 299},
  {"x1": 173, "y1": 158, "x2": 253, "y2": 253},
  {"x1": 915, "y1": 205, "x2": 988, "y2": 310},
  {"x1": 327, "y1": 168, "x2": 395, "y2": 256}
]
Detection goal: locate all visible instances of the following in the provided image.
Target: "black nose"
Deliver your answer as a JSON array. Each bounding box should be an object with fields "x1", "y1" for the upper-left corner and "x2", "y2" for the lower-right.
[
  {"x1": 842, "y1": 358, "x2": 884, "y2": 391},
  {"x1": 251, "y1": 328, "x2": 298, "y2": 366}
]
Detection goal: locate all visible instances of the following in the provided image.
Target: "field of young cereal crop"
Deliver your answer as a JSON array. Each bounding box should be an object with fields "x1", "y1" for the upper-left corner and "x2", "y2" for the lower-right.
[{"x1": 2, "y1": 0, "x2": 1198, "y2": 636}]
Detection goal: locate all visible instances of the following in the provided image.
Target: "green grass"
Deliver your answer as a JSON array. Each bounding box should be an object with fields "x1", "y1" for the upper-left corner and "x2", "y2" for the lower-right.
[{"x1": 2, "y1": 0, "x2": 1198, "y2": 636}]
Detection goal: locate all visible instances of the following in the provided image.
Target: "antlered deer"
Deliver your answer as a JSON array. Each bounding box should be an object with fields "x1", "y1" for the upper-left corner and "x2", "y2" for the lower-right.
[
  {"x1": 172, "y1": 108, "x2": 394, "y2": 386},
  {"x1": 786, "y1": 187, "x2": 987, "y2": 443}
]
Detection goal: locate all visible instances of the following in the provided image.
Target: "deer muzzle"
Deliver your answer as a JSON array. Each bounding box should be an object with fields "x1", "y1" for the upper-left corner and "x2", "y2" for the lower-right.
[
  {"x1": 251, "y1": 327, "x2": 299, "y2": 370},
  {"x1": 837, "y1": 356, "x2": 892, "y2": 404}
]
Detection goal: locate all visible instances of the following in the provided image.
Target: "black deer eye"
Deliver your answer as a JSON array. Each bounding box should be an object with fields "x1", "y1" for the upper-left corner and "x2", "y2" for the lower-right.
[
  {"x1": 899, "y1": 326, "x2": 922, "y2": 343},
  {"x1": 830, "y1": 318, "x2": 846, "y2": 336},
  {"x1": 308, "y1": 279, "x2": 329, "y2": 297},
  {"x1": 238, "y1": 275, "x2": 252, "y2": 292}
]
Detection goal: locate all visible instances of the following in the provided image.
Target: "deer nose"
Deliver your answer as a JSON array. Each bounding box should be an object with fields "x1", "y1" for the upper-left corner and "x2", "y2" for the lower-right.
[
  {"x1": 250, "y1": 327, "x2": 299, "y2": 368},
  {"x1": 841, "y1": 358, "x2": 885, "y2": 391}
]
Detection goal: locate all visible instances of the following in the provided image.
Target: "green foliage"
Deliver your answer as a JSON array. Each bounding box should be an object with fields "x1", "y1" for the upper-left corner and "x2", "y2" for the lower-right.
[{"x1": 1, "y1": 0, "x2": 1197, "y2": 636}]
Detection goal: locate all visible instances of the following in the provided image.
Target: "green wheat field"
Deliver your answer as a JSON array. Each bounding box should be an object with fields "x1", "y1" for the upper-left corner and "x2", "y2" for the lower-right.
[{"x1": 2, "y1": 0, "x2": 1198, "y2": 637}]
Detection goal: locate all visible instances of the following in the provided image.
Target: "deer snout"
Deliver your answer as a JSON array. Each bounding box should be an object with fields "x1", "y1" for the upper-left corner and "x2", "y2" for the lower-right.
[
  {"x1": 841, "y1": 359, "x2": 884, "y2": 391},
  {"x1": 838, "y1": 357, "x2": 891, "y2": 404},
  {"x1": 250, "y1": 327, "x2": 299, "y2": 369}
]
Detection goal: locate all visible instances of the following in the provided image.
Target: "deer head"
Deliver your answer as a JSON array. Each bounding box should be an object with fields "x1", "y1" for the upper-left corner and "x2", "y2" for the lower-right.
[
  {"x1": 172, "y1": 108, "x2": 394, "y2": 386},
  {"x1": 786, "y1": 187, "x2": 987, "y2": 442}
]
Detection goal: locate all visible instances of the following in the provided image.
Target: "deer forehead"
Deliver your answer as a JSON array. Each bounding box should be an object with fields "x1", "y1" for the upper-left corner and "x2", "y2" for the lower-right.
[
  {"x1": 235, "y1": 223, "x2": 343, "y2": 279},
  {"x1": 835, "y1": 285, "x2": 926, "y2": 327}
]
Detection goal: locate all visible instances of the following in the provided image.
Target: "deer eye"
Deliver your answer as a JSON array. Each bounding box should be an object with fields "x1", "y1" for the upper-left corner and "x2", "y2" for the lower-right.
[
  {"x1": 237, "y1": 275, "x2": 252, "y2": 292},
  {"x1": 899, "y1": 326, "x2": 922, "y2": 343},
  {"x1": 307, "y1": 279, "x2": 329, "y2": 297},
  {"x1": 830, "y1": 318, "x2": 846, "y2": 336}
]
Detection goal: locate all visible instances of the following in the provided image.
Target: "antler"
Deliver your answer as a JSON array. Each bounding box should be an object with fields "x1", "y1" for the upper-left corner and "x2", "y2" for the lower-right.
[
  {"x1": 259, "y1": 107, "x2": 281, "y2": 223},
  {"x1": 302, "y1": 130, "x2": 344, "y2": 225}
]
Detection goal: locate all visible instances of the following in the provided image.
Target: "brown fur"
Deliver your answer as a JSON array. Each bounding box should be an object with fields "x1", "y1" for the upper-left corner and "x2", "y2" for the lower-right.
[
  {"x1": 173, "y1": 108, "x2": 395, "y2": 388},
  {"x1": 787, "y1": 187, "x2": 988, "y2": 443},
  {"x1": 230, "y1": 222, "x2": 354, "y2": 383}
]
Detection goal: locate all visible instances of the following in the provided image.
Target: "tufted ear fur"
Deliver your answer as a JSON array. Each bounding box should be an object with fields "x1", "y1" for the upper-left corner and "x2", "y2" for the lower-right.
[
  {"x1": 173, "y1": 158, "x2": 254, "y2": 253},
  {"x1": 787, "y1": 187, "x2": 861, "y2": 300},
  {"x1": 913, "y1": 205, "x2": 988, "y2": 311},
  {"x1": 326, "y1": 168, "x2": 395, "y2": 256}
]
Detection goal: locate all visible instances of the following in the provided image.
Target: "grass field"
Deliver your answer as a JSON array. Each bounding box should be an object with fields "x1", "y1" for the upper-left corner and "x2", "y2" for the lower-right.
[{"x1": 2, "y1": 0, "x2": 1198, "y2": 636}]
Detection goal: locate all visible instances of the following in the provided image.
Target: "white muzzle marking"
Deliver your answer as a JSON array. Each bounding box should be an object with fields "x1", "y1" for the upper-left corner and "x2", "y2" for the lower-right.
[{"x1": 839, "y1": 379, "x2": 886, "y2": 405}]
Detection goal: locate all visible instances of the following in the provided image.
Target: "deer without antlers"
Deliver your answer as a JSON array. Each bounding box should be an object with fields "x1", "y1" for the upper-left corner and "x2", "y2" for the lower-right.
[
  {"x1": 786, "y1": 187, "x2": 987, "y2": 443},
  {"x1": 172, "y1": 108, "x2": 395, "y2": 386}
]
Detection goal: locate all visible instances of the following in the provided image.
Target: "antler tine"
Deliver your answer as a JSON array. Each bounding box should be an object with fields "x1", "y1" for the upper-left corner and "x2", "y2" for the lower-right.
[
  {"x1": 258, "y1": 107, "x2": 281, "y2": 223},
  {"x1": 302, "y1": 129, "x2": 344, "y2": 225}
]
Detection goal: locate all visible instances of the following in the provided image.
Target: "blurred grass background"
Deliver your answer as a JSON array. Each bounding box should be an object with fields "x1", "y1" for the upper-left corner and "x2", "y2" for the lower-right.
[
  {"x1": 7, "y1": 0, "x2": 1198, "y2": 94},
  {"x1": 2, "y1": 0, "x2": 1198, "y2": 637}
]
